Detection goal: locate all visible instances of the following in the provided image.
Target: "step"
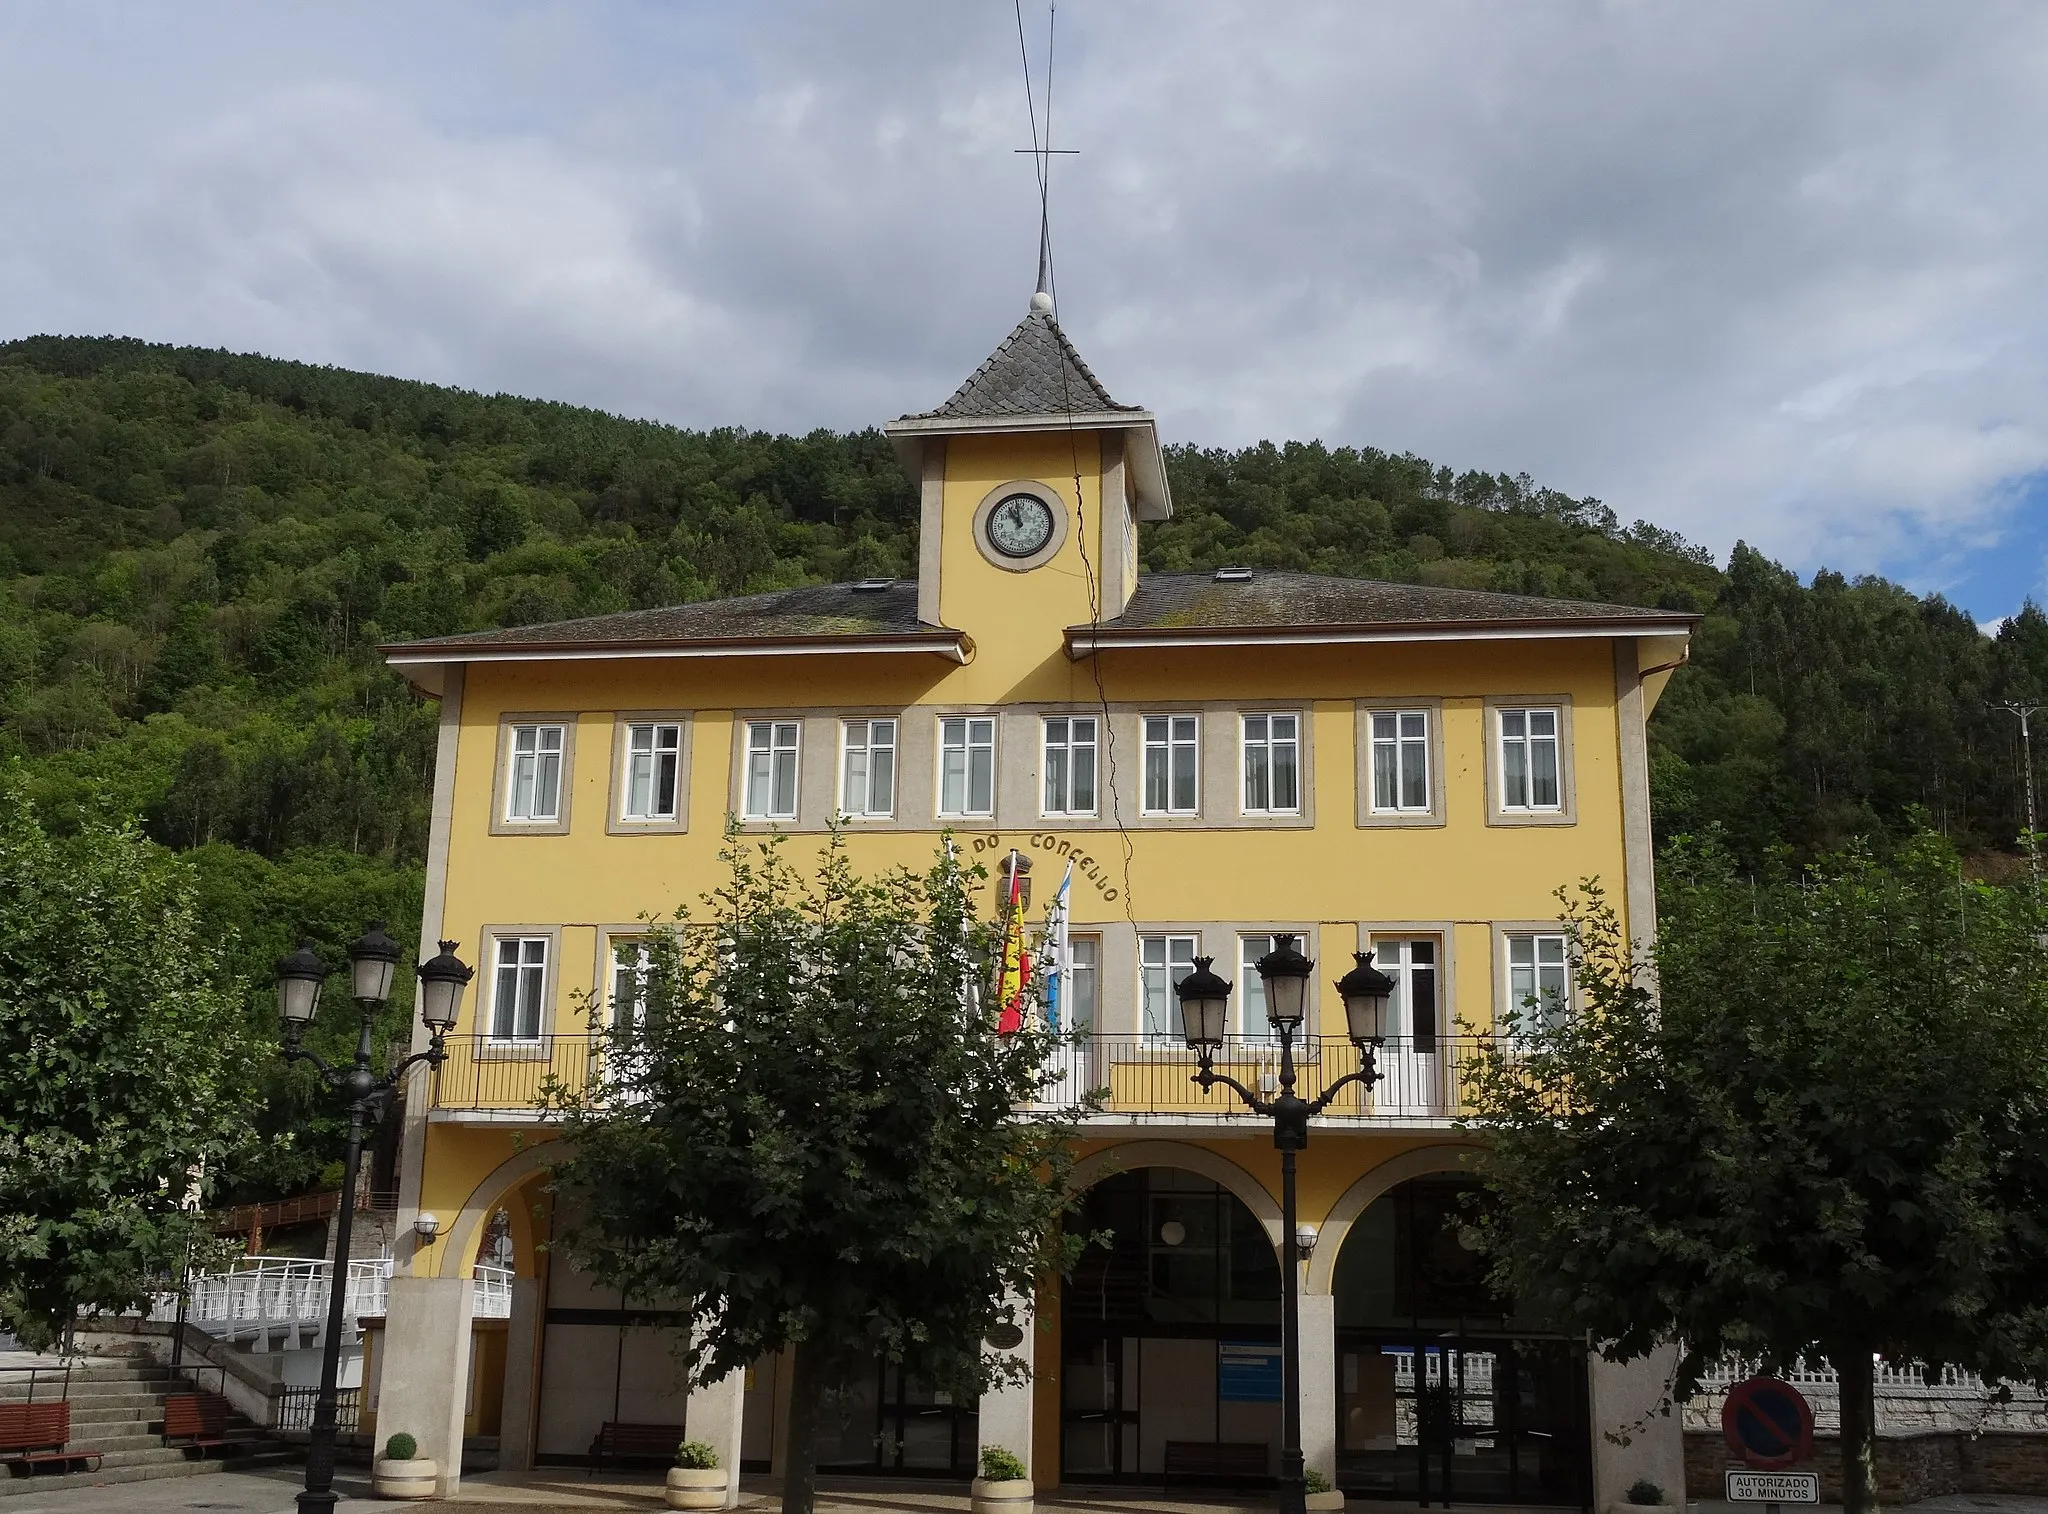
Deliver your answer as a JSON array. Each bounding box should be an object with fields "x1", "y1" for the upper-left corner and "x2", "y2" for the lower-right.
[{"x1": 0, "y1": 1456, "x2": 226, "y2": 1499}]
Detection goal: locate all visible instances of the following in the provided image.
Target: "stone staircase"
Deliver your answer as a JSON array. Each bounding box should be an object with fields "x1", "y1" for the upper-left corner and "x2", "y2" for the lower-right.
[{"x1": 0, "y1": 1357, "x2": 293, "y2": 1497}]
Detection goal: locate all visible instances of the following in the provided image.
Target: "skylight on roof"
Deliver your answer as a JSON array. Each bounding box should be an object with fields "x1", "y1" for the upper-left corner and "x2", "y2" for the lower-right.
[
  {"x1": 1213, "y1": 567, "x2": 1254, "y2": 582},
  {"x1": 850, "y1": 579, "x2": 895, "y2": 593}
]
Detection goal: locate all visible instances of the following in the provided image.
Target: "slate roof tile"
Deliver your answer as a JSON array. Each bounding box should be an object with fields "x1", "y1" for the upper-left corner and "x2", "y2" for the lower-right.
[{"x1": 907, "y1": 308, "x2": 1139, "y2": 420}]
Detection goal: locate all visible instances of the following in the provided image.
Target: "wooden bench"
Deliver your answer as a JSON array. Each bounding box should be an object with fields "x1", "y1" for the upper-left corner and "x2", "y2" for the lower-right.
[
  {"x1": 1162, "y1": 1439, "x2": 1270, "y2": 1488},
  {"x1": 162, "y1": 1392, "x2": 255, "y2": 1459},
  {"x1": 0, "y1": 1401, "x2": 101, "y2": 1476},
  {"x1": 588, "y1": 1421, "x2": 685, "y2": 1473}
]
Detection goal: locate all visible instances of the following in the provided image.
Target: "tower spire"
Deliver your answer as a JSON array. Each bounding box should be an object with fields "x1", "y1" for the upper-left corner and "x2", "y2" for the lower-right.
[{"x1": 1034, "y1": 213, "x2": 1053, "y2": 314}]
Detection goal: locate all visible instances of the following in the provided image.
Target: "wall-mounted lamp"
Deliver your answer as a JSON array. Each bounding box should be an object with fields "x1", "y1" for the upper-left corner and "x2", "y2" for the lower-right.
[
  {"x1": 1294, "y1": 1223, "x2": 1319, "y2": 1258},
  {"x1": 413, "y1": 1211, "x2": 440, "y2": 1240}
]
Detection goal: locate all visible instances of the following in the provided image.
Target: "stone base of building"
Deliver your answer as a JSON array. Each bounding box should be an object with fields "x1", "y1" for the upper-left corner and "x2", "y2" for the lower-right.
[{"x1": 1684, "y1": 1432, "x2": 2048, "y2": 1502}]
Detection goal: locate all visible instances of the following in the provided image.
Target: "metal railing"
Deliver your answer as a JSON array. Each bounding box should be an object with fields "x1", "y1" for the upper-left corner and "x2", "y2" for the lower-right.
[
  {"x1": 275, "y1": 1385, "x2": 360, "y2": 1432},
  {"x1": 1686, "y1": 1358, "x2": 2048, "y2": 1437},
  {"x1": 153, "y1": 1257, "x2": 513, "y2": 1331},
  {"x1": 1032, "y1": 1035, "x2": 1484, "y2": 1121},
  {"x1": 432, "y1": 1034, "x2": 595, "y2": 1112}
]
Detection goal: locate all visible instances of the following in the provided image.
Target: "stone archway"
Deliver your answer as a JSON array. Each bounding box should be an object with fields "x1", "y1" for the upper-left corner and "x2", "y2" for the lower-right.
[
  {"x1": 434, "y1": 1139, "x2": 566, "y2": 1280},
  {"x1": 1067, "y1": 1139, "x2": 1284, "y2": 1254},
  {"x1": 1305, "y1": 1144, "x2": 1477, "y2": 1296}
]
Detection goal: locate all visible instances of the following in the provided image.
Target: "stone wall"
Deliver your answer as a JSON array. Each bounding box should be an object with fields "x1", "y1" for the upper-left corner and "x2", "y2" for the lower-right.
[{"x1": 1685, "y1": 1433, "x2": 2048, "y2": 1501}]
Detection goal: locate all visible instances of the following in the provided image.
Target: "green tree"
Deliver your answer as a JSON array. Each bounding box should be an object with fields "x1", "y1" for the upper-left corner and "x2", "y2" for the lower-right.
[
  {"x1": 1463, "y1": 842, "x2": 2048, "y2": 1514},
  {"x1": 546, "y1": 831, "x2": 1084, "y2": 1514},
  {"x1": 0, "y1": 770, "x2": 258, "y2": 1347}
]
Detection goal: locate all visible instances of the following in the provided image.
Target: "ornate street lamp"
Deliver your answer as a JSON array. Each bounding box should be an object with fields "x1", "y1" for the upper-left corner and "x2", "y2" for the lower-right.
[
  {"x1": 275, "y1": 923, "x2": 470, "y2": 1514},
  {"x1": 1174, "y1": 934, "x2": 1395, "y2": 1514}
]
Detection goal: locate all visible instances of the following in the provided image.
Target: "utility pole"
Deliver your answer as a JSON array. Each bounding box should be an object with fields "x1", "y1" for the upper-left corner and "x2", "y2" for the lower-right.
[{"x1": 1993, "y1": 702, "x2": 2044, "y2": 888}]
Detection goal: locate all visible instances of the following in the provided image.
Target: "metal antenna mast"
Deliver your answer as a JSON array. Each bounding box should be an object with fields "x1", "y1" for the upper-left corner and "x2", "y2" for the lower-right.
[{"x1": 1993, "y1": 701, "x2": 2044, "y2": 887}]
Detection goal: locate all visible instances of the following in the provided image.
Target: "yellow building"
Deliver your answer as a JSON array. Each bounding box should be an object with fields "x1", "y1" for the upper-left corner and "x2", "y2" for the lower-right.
[{"x1": 373, "y1": 289, "x2": 1694, "y2": 1507}]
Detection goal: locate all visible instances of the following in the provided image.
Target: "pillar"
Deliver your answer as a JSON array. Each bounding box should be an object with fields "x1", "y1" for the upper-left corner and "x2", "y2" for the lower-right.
[
  {"x1": 1300, "y1": 1292, "x2": 1338, "y2": 1483},
  {"x1": 376, "y1": 1275, "x2": 474, "y2": 1495},
  {"x1": 978, "y1": 1295, "x2": 1036, "y2": 1479},
  {"x1": 496, "y1": 1279, "x2": 542, "y2": 1473},
  {"x1": 1589, "y1": 1345, "x2": 1686, "y2": 1509},
  {"x1": 686, "y1": 1367, "x2": 748, "y2": 1507}
]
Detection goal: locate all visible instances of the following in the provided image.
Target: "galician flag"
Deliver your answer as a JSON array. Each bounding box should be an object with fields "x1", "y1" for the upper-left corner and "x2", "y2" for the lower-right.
[
  {"x1": 995, "y1": 852, "x2": 1032, "y2": 1034},
  {"x1": 1042, "y1": 860, "x2": 1074, "y2": 1030}
]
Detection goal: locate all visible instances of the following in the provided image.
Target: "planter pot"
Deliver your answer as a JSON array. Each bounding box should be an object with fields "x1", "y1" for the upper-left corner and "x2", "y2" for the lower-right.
[
  {"x1": 971, "y1": 1477, "x2": 1034, "y2": 1514},
  {"x1": 1306, "y1": 1492, "x2": 1346, "y2": 1511},
  {"x1": 1609, "y1": 1504, "x2": 1678, "y2": 1514},
  {"x1": 372, "y1": 1458, "x2": 438, "y2": 1500},
  {"x1": 665, "y1": 1467, "x2": 729, "y2": 1511}
]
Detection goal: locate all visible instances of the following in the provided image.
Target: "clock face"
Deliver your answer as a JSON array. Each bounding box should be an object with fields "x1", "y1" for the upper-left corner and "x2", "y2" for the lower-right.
[{"x1": 986, "y1": 493, "x2": 1057, "y2": 559}]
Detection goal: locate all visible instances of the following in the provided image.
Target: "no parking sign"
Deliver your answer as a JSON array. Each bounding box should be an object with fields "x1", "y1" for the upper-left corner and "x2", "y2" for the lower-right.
[{"x1": 1722, "y1": 1376, "x2": 1816, "y2": 1501}]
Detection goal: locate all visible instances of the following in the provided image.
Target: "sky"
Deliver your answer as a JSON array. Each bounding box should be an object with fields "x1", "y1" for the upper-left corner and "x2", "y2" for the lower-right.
[{"x1": 2, "y1": 2, "x2": 2045, "y2": 623}]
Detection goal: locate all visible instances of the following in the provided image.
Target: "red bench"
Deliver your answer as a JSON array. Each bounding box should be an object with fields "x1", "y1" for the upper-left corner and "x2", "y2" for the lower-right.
[
  {"x1": 162, "y1": 1392, "x2": 254, "y2": 1458},
  {"x1": 0, "y1": 1401, "x2": 101, "y2": 1476}
]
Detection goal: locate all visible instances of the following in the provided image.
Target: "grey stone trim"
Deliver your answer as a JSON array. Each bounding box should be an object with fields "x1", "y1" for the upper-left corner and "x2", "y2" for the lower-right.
[
  {"x1": 1354, "y1": 697, "x2": 1449, "y2": 829},
  {"x1": 970, "y1": 479, "x2": 1071, "y2": 573},
  {"x1": 1614, "y1": 641, "x2": 1658, "y2": 950},
  {"x1": 474, "y1": 923, "x2": 567, "y2": 1042},
  {"x1": 399, "y1": 665, "x2": 463, "y2": 1239},
  {"x1": 1482, "y1": 694, "x2": 1578, "y2": 827},
  {"x1": 1489, "y1": 918, "x2": 1576, "y2": 1032},
  {"x1": 603, "y1": 711, "x2": 693, "y2": 835},
  {"x1": 916, "y1": 441, "x2": 946, "y2": 626},
  {"x1": 1353, "y1": 919, "x2": 1462, "y2": 1036},
  {"x1": 488, "y1": 711, "x2": 578, "y2": 837}
]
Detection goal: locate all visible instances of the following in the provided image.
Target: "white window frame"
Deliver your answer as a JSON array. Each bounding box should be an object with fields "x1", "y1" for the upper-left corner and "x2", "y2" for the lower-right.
[
  {"x1": 1139, "y1": 933, "x2": 1199, "y2": 1045},
  {"x1": 608, "y1": 938, "x2": 652, "y2": 1028},
  {"x1": 1371, "y1": 936, "x2": 1441, "y2": 1049},
  {"x1": 743, "y1": 720, "x2": 801, "y2": 821},
  {"x1": 1041, "y1": 715, "x2": 1099, "y2": 818},
  {"x1": 1066, "y1": 935, "x2": 1099, "y2": 1035},
  {"x1": 505, "y1": 724, "x2": 566, "y2": 824},
  {"x1": 937, "y1": 715, "x2": 996, "y2": 819},
  {"x1": 1504, "y1": 931, "x2": 1571, "y2": 1035},
  {"x1": 489, "y1": 936, "x2": 550, "y2": 1042},
  {"x1": 1241, "y1": 712, "x2": 1302, "y2": 816},
  {"x1": 620, "y1": 721, "x2": 682, "y2": 822},
  {"x1": 1142, "y1": 713, "x2": 1200, "y2": 816},
  {"x1": 1368, "y1": 709, "x2": 1432, "y2": 815},
  {"x1": 839, "y1": 717, "x2": 898, "y2": 820},
  {"x1": 1497, "y1": 707, "x2": 1563, "y2": 813}
]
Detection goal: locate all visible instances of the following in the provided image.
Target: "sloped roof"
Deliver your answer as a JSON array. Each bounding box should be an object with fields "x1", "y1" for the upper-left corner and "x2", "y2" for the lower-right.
[
  {"x1": 384, "y1": 581, "x2": 957, "y2": 655},
  {"x1": 907, "y1": 307, "x2": 1139, "y2": 421},
  {"x1": 1072, "y1": 570, "x2": 1697, "y2": 644}
]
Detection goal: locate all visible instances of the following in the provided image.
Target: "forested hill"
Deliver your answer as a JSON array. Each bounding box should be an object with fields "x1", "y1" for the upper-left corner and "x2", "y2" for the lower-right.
[{"x1": 2, "y1": 336, "x2": 2044, "y2": 1142}]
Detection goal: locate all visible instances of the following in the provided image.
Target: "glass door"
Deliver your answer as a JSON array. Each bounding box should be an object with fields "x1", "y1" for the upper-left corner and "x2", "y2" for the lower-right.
[{"x1": 1060, "y1": 1334, "x2": 1140, "y2": 1481}]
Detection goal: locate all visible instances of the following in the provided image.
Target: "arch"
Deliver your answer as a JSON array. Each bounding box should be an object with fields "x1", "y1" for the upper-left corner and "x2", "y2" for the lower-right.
[
  {"x1": 1066, "y1": 1139, "x2": 1284, "y2": 1254},
  {"x1": 1304, "y1": 1143, "x2": 1478, "y2": 1295},
  {"x1": 433, "y1": 1139, "x2": 568, "y2": 1280}
]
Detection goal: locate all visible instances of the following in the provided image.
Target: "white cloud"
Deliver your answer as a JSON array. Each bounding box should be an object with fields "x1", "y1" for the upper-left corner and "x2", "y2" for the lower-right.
[{"x1": 1, "y1": 0, "x2": 2046, "y2": 597}]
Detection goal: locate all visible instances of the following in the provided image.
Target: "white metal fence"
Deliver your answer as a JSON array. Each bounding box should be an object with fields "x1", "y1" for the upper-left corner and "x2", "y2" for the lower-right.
[
  {"x1": 1686, "y1": 1359, "x2": 2048, "y2": 1437},
  {"x1": 153, "y1": 1257, "x2": 514, "y2": 1339}
]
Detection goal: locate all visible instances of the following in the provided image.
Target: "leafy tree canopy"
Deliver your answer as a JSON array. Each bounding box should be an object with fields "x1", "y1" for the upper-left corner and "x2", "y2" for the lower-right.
[
  {"x1": 0, "y1": 768, "x2": 259, "y2": 1347},
  {"x1": 546, "y1": 830, "x2": 1083, "y2": 1514},
  {"x1": 1464, "y1": 839, "x2": 2048, "y2": 1512}
]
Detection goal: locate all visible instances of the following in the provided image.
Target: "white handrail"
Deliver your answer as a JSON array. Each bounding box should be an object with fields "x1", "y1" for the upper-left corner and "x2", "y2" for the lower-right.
[{"x1": 158, "y1": 1255, "x2": 513, "y2": 1331}]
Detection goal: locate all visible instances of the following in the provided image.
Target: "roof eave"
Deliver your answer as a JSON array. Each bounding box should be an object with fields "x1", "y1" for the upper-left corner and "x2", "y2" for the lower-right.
[
  {"x1": 883, "y1": 411, "x2": 1173, "y2": 521},
  {"x1": 383, "y1": 629, "x2": 973, "y2": 692},
  {"x1": 1064, "y1": 616, "x2": 1698, "y2": 658}
]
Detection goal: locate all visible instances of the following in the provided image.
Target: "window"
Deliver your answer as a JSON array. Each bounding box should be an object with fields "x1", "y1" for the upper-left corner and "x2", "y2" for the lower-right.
[
  {"x1": 1238, "y1": 933, "x2": 1284, "y2": 1038},
  {"x1": 744, "y1": 720, "x2": 800, "y2": 820},
  {"x1": 506, "y1": 724, "x2": 565, "y2": 822},
  {"x1": 1066, "y1": 937, "x2": 1098, "y2": 1034},
  {"x1": 1373, "y1": 938, "x2": 1439, "y2": 1051},
  {"x1": 621, "y1": 722, "x2": 681, "y2": 821},
  {"x1": 490, "y1": 937, "x2": 549, "y2": 1040},
  {"x1": 1139, "y1": 934, "x2": 1199, "y2": 1043},
  {"x1": 1498, "y1": 708, "x2": 1562, "y2": 811},
  {"x1": 1042, "y1": 716, "x2": 1098, "y2": 816},
  {"x1": 608, "y1": 939, "x2": 651, "y2": 1028},
  {"x1": 840, "y1": 718, "x2": 897, "y2": 818},
  {"x1": 939, "y1": 716, "x2": 995, "y2": 818},
  {"x1": 1242, "y1": 713, "x2": 1300, "y2": 815},
  {"x1": 1143, "y1": 714, "x2": 1199, "y2": 815},
  {"x1": 1506, "y1": 933, "x2": 1569, "y2": 1032},
  {"x1": 1370, "y1": 710, "x2": 1431, "y2": 813}
]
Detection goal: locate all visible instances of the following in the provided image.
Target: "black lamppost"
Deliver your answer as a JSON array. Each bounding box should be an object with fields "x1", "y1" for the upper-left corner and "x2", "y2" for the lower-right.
[
  {"x1": 1174, "y1": 936, "x2": 1397, "y2": 1514},
  {"x1": 274, "y1": 925, "x2": 473, "y2": 1514}
]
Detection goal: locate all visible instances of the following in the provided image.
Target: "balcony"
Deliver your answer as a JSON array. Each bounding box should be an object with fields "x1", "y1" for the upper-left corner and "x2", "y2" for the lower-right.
[{"x1": 429, "y1": 1032, "x2": 1482, "y2": 1128}]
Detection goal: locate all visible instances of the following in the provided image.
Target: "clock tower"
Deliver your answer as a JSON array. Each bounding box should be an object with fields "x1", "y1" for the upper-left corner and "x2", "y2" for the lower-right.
[{"x1": 885, "y1": 290, "x2": 1172, "y2": 696}]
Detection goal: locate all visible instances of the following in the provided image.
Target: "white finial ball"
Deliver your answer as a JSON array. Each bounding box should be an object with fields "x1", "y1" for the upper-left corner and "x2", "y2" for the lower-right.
[{"x1": 1031, "y1": 290, "x2": 1054, "y2": 313}]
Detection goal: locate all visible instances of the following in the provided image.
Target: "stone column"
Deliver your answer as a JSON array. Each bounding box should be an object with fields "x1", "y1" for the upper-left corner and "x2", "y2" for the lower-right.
[
  {"x1": 1300, "y1": 1291, "x2": 1339, "y2": 1484},
  {"x1": 978, "y1": 1296, "x2": 1036, "y2": 1478},
  {"x1": 1590, "y1": 1345, "x2": 1686, "y2": 1509},
  {"x1": 496, "y1": 1279, "x2": 542, "y2": 1473},
  {"x1": 376, "y1": 1275, "x2": 474, "y2": 1495},
  {"x1": 686, "y1": 1367, "x2": 748, "y2": 1508}
]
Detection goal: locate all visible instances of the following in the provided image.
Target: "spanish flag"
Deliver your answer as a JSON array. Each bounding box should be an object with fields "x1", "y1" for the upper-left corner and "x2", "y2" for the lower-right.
[{"x1": 996, "y1": 852, "x2": 1032, "y2": 1034}]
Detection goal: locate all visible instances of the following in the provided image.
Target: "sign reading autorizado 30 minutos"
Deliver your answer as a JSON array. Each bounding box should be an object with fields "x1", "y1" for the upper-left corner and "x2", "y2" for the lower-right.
[{"x1": 1726, "y1": 1471, "x2": 1819, "y2": 1504}]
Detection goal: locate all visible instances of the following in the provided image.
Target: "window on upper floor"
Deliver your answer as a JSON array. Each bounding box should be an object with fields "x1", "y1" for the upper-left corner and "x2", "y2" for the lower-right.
[
  {"x1": 1372, "y1": 936, "x2": 1440, "y2": 1051},
  {"x1": 744, "y1": 720, "x2": 800, "y2": 821},
  {"x1": 1241, "y1": 713, "x2": 1300, "y2": 815},
  {"x1": 1042, "y1": 715, "x2": 1099, "y2": 817},
  {"x1": 1139, "y1": 933, "x2": 1199, "y2": 1044},
  {"x1": 840, "y1": 718, "x2": 897, "y2": 819},
  {"x1": 1505, "y1": 932, "x2": 1570, "y2": 1035},
  {"x1": 1369, "y1": 709, "x2": 1431, "y2": 814},
  {"x1": 938, "y1": 715, "x2": 995, "y2": 818},
  {"x1": 1142, "y1": 714, "x2": 1199, "y2": 815},
  {"x1": 608, "y1": 938, "x2": 651, "y2": 1028},
  {"x1": 621, "y1": 722, "x2": 682, "y2": 822},
  {"x1": 489, "y1": 936, "x2": 549, "y2": 1041},
  {"x1": 1498, "y1": 707, "x2": 1562, "y2": 812},
  {"x1": 505, "y1": 724, "x2": 566, "y2": 823}
]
